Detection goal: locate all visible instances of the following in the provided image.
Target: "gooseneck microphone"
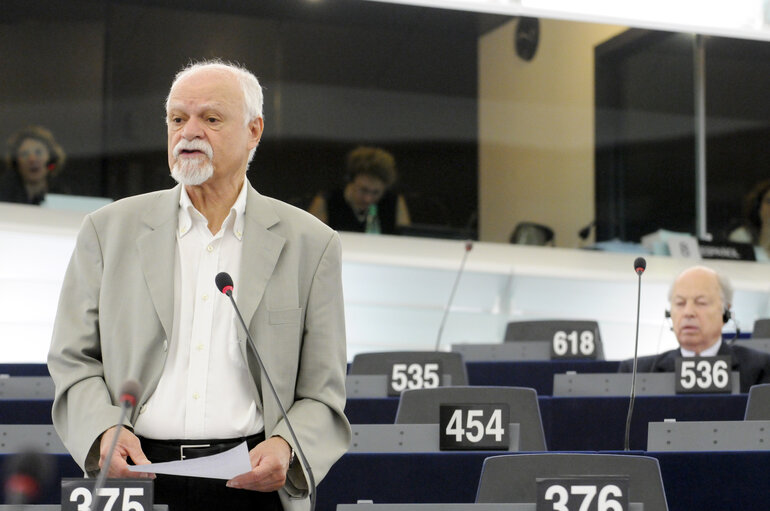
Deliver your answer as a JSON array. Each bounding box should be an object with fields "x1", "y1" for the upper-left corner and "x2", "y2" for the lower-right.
[
  {"x1": 215, "y1": 272, "x2": 316, "y2": 511},
  {"x1": 90, "y1": 380, "x2": 142, "y2": 511},
  {"x1": 434, "y1": 240, "x2": 473, "y2": 351},
  {"x1": 624, "y1": 257, "x2": 646, "y2": 451}
]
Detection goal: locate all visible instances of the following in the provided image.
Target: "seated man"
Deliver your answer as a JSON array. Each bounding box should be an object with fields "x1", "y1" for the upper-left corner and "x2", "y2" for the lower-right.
[{"x1": 619, "y1": 265, "x2": 770, "y2": 393}]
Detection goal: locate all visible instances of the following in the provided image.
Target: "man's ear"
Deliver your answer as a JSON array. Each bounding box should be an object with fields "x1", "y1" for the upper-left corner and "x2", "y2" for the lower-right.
[{"x1": 248, "y1": 117, "x2": 264, "y2": 149}]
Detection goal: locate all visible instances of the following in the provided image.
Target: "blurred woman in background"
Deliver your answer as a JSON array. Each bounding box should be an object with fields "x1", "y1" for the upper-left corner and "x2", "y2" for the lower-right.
[{"x1": 1, "y1": 126, "x2": 66, "y2": 205}]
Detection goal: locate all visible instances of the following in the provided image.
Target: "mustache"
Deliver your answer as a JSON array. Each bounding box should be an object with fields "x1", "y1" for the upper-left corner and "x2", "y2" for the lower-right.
[{"x1": 173, "y1": 139, "x2": 213, "y2": 160}]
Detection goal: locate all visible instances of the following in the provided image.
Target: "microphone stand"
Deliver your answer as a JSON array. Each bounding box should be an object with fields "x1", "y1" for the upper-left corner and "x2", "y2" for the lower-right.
[
  {"x1": 90, "y1": 399, "x2": 134, "y2": 511},
  {"x1": 434, "y1": 241, "x2": 473, "y2": 351},
  {"x1": 624, "y1": 260, "x2": 645, "y2": 451},
  {"x1": 223, "y1": 289, "x2": 317, "y2": 511}
]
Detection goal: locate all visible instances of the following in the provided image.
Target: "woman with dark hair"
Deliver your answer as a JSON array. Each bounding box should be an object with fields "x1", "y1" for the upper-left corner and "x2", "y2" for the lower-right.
[
  {"x1": 1, "y1": 125, "x2": 66, "y2": 205},
  {"x1": 729, "y1": 179, "x2": 770, "y2": 260},
  {"x1": 308, "y1": 146, "x2": 410, "y2": 234}
]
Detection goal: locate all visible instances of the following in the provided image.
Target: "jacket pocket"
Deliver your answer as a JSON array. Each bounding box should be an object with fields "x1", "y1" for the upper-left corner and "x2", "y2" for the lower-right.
[{"x1": 269, "y1": 307, "x2": 302, "y2": 325}]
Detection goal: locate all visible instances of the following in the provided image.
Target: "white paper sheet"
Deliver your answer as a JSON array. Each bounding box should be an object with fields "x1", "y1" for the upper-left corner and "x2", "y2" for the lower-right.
[{"x1": 128, "y1": 441, "x2": 252, "y2": 480}]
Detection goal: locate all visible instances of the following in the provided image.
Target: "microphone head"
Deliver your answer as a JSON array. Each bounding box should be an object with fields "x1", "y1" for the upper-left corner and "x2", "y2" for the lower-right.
[
  {"x1": 119, "y1": 379, "x2": 142, "y2": 408},
  {"x1": 2, "y1": 449, "x2": 53, "y2": 504},
  {"x1": 215, "y1": 272, "x2": 234, "y2": 295},
  {"x1": 464, "y1": 240, "x2": 473, "y2": 252},
  {"x1": 634, "y1": 256, "x2": 647, "y2": 275}
]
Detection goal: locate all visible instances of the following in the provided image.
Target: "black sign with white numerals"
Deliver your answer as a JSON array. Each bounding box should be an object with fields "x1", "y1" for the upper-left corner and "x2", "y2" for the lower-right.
[
  {"x1": 550, "y1": 330, "x2": 598, "y2": 360},
  {"x1": 675, "y1": 355, "x2": 732, "y2": 394},
  {"x1": 62, "y1": 478, "x2": 154, "y2": 511},
  {"x1": 388, "y1": 361, "x2": 442, "y2": 396},
  {"x1": 439, "y1": 403, "x2": 509, "y2": 450},
  {"x1": 536, "y1": 477, "x2": 630, "y2": 511}
]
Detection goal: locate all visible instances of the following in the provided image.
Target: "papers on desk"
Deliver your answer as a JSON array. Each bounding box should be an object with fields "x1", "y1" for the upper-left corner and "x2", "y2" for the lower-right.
[{"x1": 128, "y1": 441, "x2": 252, "y2": 480}]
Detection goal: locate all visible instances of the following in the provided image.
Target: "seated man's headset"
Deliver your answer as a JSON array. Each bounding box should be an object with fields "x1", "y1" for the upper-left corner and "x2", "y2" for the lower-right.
[{"x1": 664, "y1": 307, "x2": 739, "y2": 342}]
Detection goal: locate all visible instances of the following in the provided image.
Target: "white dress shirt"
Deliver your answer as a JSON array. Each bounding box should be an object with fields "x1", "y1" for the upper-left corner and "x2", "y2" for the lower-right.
[
  {"x1": 134, "y1": 180, "x2": 263, "y2": 440},
  {"x1": 680, "y1": 338, "x2": 722, "y2": 358}
]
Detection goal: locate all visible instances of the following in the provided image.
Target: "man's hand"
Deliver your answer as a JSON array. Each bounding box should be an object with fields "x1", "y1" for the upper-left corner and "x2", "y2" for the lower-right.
[
  {"x1": 99, "y1": 426, "x2": 154, "y2": 479},
  {"x1": 226, "y1": 436, "x2": 291, "y2": 491}
]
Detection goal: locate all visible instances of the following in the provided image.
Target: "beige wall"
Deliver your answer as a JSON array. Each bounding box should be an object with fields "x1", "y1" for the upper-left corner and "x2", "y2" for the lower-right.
[{"x1": 479, "y1": 18, "x2": 626, "y2": 247}]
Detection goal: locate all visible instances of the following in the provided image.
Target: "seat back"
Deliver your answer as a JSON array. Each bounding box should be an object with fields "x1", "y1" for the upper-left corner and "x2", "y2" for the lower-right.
[
  {"x1": 745, "y1": 383, "x2": 770, "y2": 420},
  {"x1": 753, "y1": 318, "x2": 770, "y2": 338},
  {"x1": 349, "y1": 351, "x2": 468, "y2": 386},
  {"x1": 504, "y1": 319, "x2": 604, "y2": 360},
  {"x1": 476, "y1": 453, "x2": 668, "y2": 511},
  {"x1": 395, "y1": 386, "x2": 546, "y2": 451},
  {"x1": 510, "y1": 222, "x2": 554, "y2": 246}
]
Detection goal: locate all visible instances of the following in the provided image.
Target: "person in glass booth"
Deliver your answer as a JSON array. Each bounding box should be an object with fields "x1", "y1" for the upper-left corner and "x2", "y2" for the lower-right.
[
  {"x1": 308, "y1": 146, "x2": 410, "y2": 234},
  {"x1": 1, "y1": 125, "x2": 66, "y2": 205},
  {"x1": 619, "y1": 265, "x2": 770, "y2": 392}
]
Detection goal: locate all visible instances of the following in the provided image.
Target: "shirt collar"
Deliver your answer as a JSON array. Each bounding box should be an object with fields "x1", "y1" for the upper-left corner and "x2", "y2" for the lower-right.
[
  {"x1": 680, "y1": 338, "x2": 722, "y2": 358},
  {"x1": 178, "y1": 180, "x2": 248, "y2": 240}
]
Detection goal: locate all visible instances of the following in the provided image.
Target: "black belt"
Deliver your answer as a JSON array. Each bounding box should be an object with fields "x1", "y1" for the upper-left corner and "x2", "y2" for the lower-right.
[{"x1": 137, "y1": 432, "x2": 265, "y2": 462}]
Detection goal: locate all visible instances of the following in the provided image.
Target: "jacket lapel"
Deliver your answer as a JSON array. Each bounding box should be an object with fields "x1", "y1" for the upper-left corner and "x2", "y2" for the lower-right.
[
  {"x1": 238, "y1": 184, "x2": 285, "y2": 329},
  {"x1": 136, "y1": 186, "x2": 180, "y2": 344},
  {"x1": 237, "y1": 185, "x2": 286, "y2": 408}
]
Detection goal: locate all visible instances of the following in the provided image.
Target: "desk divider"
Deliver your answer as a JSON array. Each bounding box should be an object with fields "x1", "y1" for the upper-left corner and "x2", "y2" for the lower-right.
[
  {"x1": 349, "y1": 424, "x2": 520, "y2": 452},
  {"x1": 452, "y1": 342, "x2": 551, "y2": 362},
  {"x1": 0, "y1": 424, "x2": 66, "y2": 454},
  {"x1": 0, "y1": 376, "x2": 55, "y2": 399},
  {"x1": 345, "y1": 374, "x2": 452, "y2": 398},
  {"x1": 648, "y1": 420, "x2": 770, "y2": 451},
  {"x1": 553, "y1": 372, "x2": 740, "y2": 396}
]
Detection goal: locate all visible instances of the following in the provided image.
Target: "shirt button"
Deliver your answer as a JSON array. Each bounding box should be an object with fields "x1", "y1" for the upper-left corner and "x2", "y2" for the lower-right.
[
  {"x1": 197, "y1": 344, "x2": 204, "y2": 351},
  {"x1": 207, "y1": 245, "x2": 214, "y2": 252},
  {"x1": 202, "y1": 294, "x2": 209, "y2": 301},
  {"x1": 192, "y1": 393, "x2": 199, "y2": 400}
]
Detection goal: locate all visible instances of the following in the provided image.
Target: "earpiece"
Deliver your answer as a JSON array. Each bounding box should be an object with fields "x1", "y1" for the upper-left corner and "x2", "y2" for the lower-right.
[{"x1": 665, "y1": 308, "x2": 731, "y2": 323}]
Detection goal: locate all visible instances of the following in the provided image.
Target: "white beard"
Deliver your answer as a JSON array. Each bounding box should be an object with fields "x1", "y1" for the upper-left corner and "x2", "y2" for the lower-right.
[
  {"x1": 171, "y1": 157, "x2": 214, "y2": 186},
  {"x1": 170, "y1": 139, "x2": 214, "y2": 185}
]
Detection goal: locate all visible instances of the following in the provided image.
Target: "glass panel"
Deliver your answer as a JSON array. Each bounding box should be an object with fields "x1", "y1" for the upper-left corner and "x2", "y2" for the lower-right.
[{"x1": 0, "y1": 0, "x2": 768, "y2": 253}]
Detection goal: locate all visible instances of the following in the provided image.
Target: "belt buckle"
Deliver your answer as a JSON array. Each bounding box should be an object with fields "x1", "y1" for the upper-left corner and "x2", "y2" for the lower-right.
[{"x1": 180, "y1": 443, "x2": 211, "y2": 460}]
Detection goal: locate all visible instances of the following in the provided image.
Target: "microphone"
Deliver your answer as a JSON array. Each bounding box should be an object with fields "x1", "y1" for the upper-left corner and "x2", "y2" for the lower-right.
[
  {"x1": 3, "y1": 449, "x2": 53, "y2": 506},
  {"x1": 578, "y1": 220, "x2": 595, "y2": 241},
  {"x1": 90, "y1": 380, "x2": 142, "y2": 511},
  {"x1": 624, "y1": 257, "x2": 646, "y2": 451},
  {"x1": 434, "y1": 240, "x2": 473, "y2": 351},
  {"x1": 215, "y1": 272, "x2": 317, "y2": 511}
]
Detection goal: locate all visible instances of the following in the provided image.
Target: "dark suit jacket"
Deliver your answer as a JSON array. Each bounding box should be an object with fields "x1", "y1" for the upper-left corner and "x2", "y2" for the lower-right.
[{"x1": 618, "y1": 342, "x2": 770, "y2": 393}]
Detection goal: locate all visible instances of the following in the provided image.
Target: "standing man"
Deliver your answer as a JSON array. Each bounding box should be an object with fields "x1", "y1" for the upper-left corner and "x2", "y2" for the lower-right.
[
  {"x1": 47, "y1": 60, "x2": 350, "y2": 511},
  {"x1": 619, "y1": 265, "x2": 770, "y2": 392}
]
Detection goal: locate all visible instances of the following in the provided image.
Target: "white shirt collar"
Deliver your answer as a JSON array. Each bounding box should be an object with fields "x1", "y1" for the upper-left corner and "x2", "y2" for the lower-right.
[
  {"x1": 177, "y1": 180, "x2": 248, "y2": 240},
  {"x1": 680, "y1": 338, "x2": 722, "y2": 357}
]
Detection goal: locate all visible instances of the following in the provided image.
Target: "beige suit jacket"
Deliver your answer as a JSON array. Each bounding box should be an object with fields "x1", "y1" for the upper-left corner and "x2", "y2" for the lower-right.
[{"x1": 47, "y1": 183, "x2": 350, "y2": 509}]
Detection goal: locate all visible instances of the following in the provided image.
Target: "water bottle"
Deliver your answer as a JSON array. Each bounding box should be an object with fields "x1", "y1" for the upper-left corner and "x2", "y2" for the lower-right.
[{"x1": 365, "y1": 204, "x2": 381, "y2": 234}]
